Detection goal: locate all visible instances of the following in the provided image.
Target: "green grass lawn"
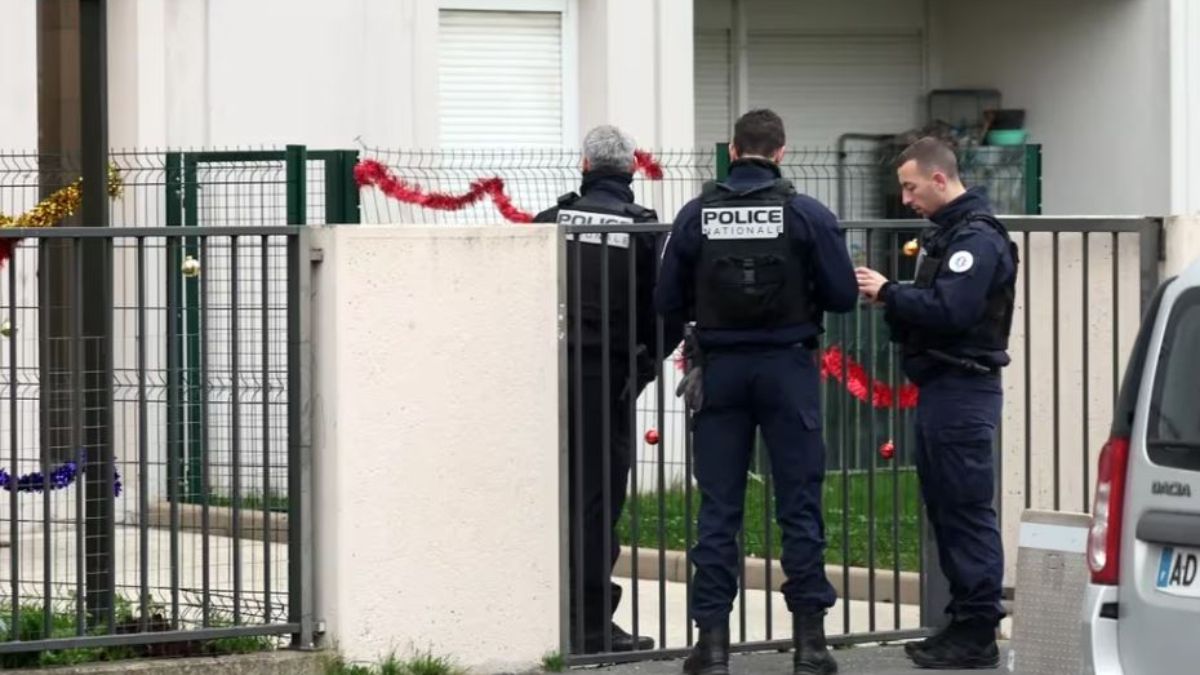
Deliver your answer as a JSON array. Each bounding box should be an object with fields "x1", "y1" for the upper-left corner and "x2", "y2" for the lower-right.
[{"x1": 617, "y1": 468, "x2": 922, "y2": 572}]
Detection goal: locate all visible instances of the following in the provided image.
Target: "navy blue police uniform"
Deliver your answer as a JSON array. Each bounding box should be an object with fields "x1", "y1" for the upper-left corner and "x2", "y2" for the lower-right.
[
  {"x1": 878, "y1": 187, "x2": 1017, "y2": 645},
  {"x1": 534, "y1": 169, "x2": 674, "y2": 653},
  {"x1": 655, "y1": 158, "x2": 857, "y2": 631}
]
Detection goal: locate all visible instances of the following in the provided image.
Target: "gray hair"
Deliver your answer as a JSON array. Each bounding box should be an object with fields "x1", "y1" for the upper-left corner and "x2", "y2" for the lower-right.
[{"x1": 583, "y1": 125, "x2": 636, "y2": 173}]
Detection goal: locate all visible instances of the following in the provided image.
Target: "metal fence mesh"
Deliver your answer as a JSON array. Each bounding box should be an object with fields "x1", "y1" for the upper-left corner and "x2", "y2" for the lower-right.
[
  {"x1": 357, "y1": 143, "x2": 1034, "y2": 226},
  {"x1": 0, "y1": 228, "x2": 299, "y2": 657},
  {"x1": 0, "y1": 147, "x2": 327, "y2": 657}
]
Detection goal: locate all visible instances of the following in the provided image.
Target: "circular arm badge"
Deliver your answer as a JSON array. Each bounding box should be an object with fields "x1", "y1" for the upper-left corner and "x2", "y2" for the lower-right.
[{"x1": 948, "y1": 250, "x2": 974, "y2": 273}]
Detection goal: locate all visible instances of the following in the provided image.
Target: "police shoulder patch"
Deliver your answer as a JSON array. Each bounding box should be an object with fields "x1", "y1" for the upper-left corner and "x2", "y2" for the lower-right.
[{"x1": 948, "y1": 250, "x2": 974, "y2": 273}]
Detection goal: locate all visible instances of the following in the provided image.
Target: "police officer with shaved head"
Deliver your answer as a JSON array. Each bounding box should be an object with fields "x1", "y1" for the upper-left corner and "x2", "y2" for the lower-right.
[
  {"x1": 856, "y1": 136, "x2": 1017, "y2": 669},
  {"x1": 534, "y1": 124, "x2": 667, "y2": 655},
  {"x1": 655, "y1": 109, "x2": 857, "y2": 675}
]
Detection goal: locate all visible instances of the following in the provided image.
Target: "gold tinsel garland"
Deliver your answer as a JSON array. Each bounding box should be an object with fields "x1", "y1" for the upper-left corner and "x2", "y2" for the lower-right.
[{"x1": 0, "y1": 164, "x2": 125, "y2": 228}]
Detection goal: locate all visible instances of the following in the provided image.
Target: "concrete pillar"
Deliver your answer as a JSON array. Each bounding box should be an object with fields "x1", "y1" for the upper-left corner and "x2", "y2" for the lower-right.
[
  {"x1": 1164, "y1": 215, "x2": 1200, "y2": 278},
  {"x1": 312, "y1": 225, "x2": 562, "y2": 672},
  {"x1": 578, "y1": 0, "x2": 695, "y2": 149}
]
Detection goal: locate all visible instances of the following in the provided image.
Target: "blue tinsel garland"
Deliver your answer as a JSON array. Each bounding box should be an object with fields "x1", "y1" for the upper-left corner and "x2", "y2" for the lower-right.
[{"x1": 0, "y1": 451, "x2": 122, "y2": 496}]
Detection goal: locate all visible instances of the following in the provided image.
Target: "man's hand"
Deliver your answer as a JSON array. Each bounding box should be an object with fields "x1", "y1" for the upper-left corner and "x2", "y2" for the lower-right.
[{"x1": 855, "y1": 267, "x2": 889, "y2": 303}]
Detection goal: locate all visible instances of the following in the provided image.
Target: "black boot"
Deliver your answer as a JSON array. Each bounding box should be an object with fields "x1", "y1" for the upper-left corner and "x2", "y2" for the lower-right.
[
  {"x1": 574, "y1": 623, "x2": 655, "y2": 654},
  {"x1": 907, "y1": 618, "x2": 999, "y2": 669},
  {"x1": 683, "y1": 622, "x2": 730, "y2": 675},
  {"x1": 793, "y1": 613, "x2": 837, "y2": 674},
  {"x1": 904, "y1": 621, "x2": 954, "y2": 657},
  {"x1": 609, "y1": 623, "x2": 654, "y2": 651}
]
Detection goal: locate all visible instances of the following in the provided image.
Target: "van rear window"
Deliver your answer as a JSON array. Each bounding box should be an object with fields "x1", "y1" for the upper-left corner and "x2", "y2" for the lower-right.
[{"x1": 1148, "y1": 287, "x2": 1200, "y2": 471}]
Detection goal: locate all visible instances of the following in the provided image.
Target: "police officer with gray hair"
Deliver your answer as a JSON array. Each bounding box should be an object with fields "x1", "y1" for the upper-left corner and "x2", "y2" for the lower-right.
[
  {"x1": 656, "y1": 109, "x2": 857, "y2": 675},
  {"x1": 534, "y1": 124, "x2": 671, "y2": 654}
]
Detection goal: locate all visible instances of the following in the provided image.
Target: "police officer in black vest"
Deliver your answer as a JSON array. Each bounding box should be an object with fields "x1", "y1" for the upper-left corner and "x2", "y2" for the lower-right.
[
  {"x1": 534, "y1": 125, "x2": 668, "y2": 654},
  {"x1": 856, "y1": 137, "x2": 1017, "y2": 669},
  {"x1": 656, "y1": 109, "x2": 857, "y2": 675}
]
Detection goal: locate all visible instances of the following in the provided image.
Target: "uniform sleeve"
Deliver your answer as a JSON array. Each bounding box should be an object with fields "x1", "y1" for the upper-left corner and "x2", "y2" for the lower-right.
[
  {"x1": 883, "y1": 226, "x2": 1004, "y2": 332},
  {"x1": 635, "y1": 215, "x2": 681, "y2": 352},
  {"x1": 653, "y1": 200, "x2": 701, "y2": 320},
  {"x1": 790, "y1": 198, "x2": 858, "y2": 313}
]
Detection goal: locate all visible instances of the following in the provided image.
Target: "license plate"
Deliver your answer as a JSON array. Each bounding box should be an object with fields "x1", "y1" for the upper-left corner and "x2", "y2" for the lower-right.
[{"x1": 1155, "y1": 546, "x2": 1200, "y2": 597}]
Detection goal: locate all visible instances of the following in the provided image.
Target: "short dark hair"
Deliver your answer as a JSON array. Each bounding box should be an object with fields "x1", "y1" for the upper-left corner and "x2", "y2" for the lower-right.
[
  {"x1": 896, "y1": 136, "x2": 959, "y2": 179},
  {"x1": 732, "y1": 109, "x2": 786, "y2": 157}
]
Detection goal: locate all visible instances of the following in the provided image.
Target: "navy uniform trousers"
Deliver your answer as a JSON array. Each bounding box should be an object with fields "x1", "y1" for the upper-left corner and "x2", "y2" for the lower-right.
[
  {"x1": 690, "y1": 345, "x2": 837, "y2": 629},
  {"x1": 914, "y1": 371, "x2": 1006, "y2": 623},
  {"x1": 567, "y1": 352, "x2": 636, "y2": 644}
]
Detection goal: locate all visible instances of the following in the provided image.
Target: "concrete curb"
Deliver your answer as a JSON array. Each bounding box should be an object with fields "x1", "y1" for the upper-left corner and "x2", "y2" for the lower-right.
[
  {"x1": 147, "y1": 501, "x2": 287, "y2": 544},
  {"x1": 2, "y1": 650, "x2": 325, "y2": 675},
  {"x1": 614, "y1": 546, "x2": 920, "y2": 605},
  {"x1": 145, "y1": 504, "x2": 918, "y2": 605}
]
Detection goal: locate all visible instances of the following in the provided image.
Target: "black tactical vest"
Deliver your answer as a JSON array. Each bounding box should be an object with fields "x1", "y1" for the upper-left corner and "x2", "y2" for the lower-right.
[
  {"x1": 905, "y1": 212, "x2": 1019, "y2": 354},
  {"x1": 557, "y1": 191, "x2": 656, "y2": 354},
  {"x1": 694, "y1": 179, "x2": 815, "y2": 330}
]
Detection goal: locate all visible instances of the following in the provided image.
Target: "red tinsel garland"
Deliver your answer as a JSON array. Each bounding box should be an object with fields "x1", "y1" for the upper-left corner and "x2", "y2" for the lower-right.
[
  {"x1": 633, "y1": 150, "x2": 663, "y2": 179},
  {"x1": 355, "y1": 150, "x2": 665, "y2": 224},
  {"x1": 353, "y1": 159, "x2": 534, "y2": 223},
  {"x1": 673, "y1": 343, "x2": 918, "y2": 410},
  {"x1": 820, "y1": 346, "x2": 919, "y2": 410}
]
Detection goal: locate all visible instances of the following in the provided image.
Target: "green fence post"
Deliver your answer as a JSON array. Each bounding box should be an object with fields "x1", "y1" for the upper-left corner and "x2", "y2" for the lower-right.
[
  {"x1": 164, "y1": 152, "x2": 204, "y2": 502},
  {"x1": 716, "y1": 142, "x2": 731, "y2": 181},
  {"x1": 322, "y1": 150, "x2": 361, "y2": 224},
  {"x1": 286, "y1": 145, "x2": 308, "y2": 225},
  {"x1": 1024, "y1": 144, "x2": 1043, "y2": 215},
  {"x1": 342, "y1": 150, "x2": 361, "y2": 224},
  {"x1": 181, "y1": 155, "x2": 205, "y2": 502}
]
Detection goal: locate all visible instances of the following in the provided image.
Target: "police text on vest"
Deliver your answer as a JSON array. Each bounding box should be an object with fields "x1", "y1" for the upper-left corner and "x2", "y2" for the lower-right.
[
  {"x1": 559, "y1": 210, "x2": 633, "y2": 248},
  {"x1": 701, "y1": 207, "x2": 784, "y2": 239}
]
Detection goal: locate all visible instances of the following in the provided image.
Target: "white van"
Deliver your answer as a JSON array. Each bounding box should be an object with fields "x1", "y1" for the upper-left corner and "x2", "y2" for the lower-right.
[{"x1": 1082, "y1": 258, "x2": 1200, "y2": 675}]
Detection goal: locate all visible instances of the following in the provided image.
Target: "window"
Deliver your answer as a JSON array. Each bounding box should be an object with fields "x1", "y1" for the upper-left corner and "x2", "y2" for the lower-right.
[
  {"x1": 1148, "y1": 285, "x2": 1200, "y2": 471},
  {"x1": 438, "y1": 8, "x2": 566, "y2": 148}
]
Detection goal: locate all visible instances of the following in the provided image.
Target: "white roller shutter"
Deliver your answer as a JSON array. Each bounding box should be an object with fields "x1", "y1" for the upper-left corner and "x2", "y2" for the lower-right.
[
  {"x1": 439, "y1": 10, "x2": 564, "y2": 148},
  {"x1": 693, "y1": 33, "x2": 923, "y2": 149},
  {"x1": 694, "y1": 31, "x2": 733, "y2": 148}
]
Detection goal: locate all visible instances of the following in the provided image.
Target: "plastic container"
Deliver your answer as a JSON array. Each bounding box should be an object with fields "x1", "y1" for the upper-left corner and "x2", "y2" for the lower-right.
[{"x1": 986, "y1": 129, "x2": 1028, "y2": 146}]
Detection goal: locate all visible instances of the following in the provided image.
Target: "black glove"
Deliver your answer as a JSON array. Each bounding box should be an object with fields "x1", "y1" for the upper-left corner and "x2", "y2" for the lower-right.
[
  {"x1": 675, "y1": 361, "x2": 704, "y2": 411},
  {"x1": 674, "y1": 325, "x2": 704, "y2": 411}
]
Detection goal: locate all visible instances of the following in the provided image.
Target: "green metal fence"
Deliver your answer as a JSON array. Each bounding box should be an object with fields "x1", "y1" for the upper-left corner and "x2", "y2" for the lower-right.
[
  {"x1": 165, "y1": 148, "x2": 358, "y2": 502},
  {"x1": 0, "y1": 147, "x2": 358, "y2": 513},
  {"x1": 0, "y1": 142, "x2": 1041, "y2": 496},
  {"x1": 359, "y1": 142, "x2": 1041, "y2": 227}
]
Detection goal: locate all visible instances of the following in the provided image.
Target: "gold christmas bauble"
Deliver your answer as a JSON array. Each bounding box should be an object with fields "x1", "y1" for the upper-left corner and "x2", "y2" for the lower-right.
[{"x1": 181, "y1": 255, "x2": 202, "y2": 278}]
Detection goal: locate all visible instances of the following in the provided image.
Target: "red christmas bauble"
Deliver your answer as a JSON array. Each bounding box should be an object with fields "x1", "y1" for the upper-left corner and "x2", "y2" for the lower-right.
[
  {"x1": 644, "y1": 429, "x2": 660, "y2": 446},
  {"x1": 879, "y1": 440, "x2": 896, "y2": 461}
]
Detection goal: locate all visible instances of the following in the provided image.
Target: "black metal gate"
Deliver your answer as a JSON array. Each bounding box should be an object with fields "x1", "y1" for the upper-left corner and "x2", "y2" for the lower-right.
[{"x1": 559, "y1": 216, "x2": 1162, "y2": 666}]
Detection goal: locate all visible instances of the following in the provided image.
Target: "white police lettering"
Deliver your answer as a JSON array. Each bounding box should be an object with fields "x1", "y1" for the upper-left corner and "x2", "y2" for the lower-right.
[
  {"x1": 948, "y1": 250, "x2": 974, "y2": 273},
  {"x1": 560, "y1": 209, "x2": 633, "y2": 249},
  {"x1": 557, "y1": 210, "x2": 634, "y2": 225},
  {"x1": 700, "y1": 207, "x2": 784, "y2": 239}
]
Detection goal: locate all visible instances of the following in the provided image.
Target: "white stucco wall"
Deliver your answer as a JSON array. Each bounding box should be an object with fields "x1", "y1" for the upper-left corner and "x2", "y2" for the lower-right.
[
  {"x1": 694, "y1": 0, "x2": 926, "y2": 32},
  {"x1": 102, "y1": 0, "x2": 697, "y2": 151},
  {"x1": 312, "y1": 225, "x2": 562, "y2": 672},
  {"x1": 579, "y1": 0, "x2": 696, "y2": 149},
  {"x1": 0, "y1": 1, "x2": 37, "y2": 151},
  {"x1": 1164, "y1": 215, "x2": 1200, "y2": 277},
  {"x1": 1169, "y1": 0, "x2": 1200, "y2": 215},
  {"x1": 929, "y1": 0, "x2": 1171, "y2": 216}
]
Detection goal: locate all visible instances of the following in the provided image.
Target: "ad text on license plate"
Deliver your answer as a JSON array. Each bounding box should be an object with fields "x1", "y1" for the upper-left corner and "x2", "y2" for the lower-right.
[{"x1": 1157, "y1": 546, "x2": 1200, "y2": 597}]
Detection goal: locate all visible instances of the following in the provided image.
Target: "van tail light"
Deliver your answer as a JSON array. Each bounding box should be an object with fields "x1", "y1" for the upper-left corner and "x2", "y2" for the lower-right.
[{"x1": 1088, "y1": 436, "x2": 1132, "y2": 585}]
